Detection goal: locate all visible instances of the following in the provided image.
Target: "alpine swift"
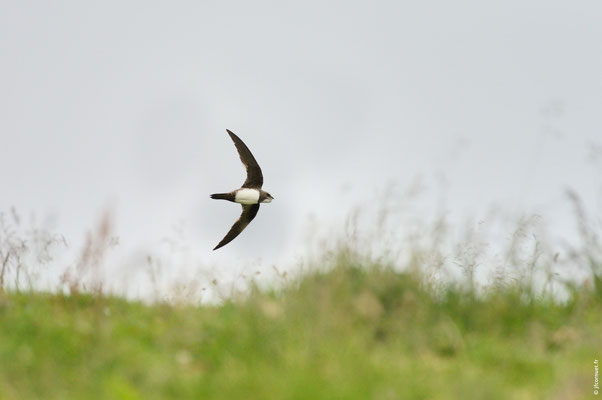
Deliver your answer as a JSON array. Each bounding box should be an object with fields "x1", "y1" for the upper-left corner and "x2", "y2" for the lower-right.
[{"x1": 210, "y1": 129, "x2": 274, "y2": 250}]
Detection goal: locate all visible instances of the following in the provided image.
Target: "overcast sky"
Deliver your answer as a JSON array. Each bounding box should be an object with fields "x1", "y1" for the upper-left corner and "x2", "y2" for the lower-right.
[{"x1": 1, "y1": 1, "x2": 601, "y2": 293}]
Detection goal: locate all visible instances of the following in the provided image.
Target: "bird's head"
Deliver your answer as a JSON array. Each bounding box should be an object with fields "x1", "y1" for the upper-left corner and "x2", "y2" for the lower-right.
[{"x1": 262, "y1": 192, "x2": 274, "y2": 203}]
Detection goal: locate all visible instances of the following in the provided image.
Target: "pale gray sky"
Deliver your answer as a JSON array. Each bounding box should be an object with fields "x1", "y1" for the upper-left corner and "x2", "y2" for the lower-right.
[{"x1": 1, "y1": 1, "x2": 601, "y2": 291}]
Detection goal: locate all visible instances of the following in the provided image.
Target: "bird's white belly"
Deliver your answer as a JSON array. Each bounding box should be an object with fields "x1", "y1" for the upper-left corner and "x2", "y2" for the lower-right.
[{"x1": 234, "y1": 188, "x2": 260, "y2": 204}]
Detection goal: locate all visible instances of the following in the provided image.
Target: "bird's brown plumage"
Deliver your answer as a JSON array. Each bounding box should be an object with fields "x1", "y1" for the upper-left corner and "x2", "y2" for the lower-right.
[
  {"x1": 226, "y1": 129, "x2": 263, "y2": 189},
  {"x1": 213, "y1": 204, "x2": 260, "y2": 250}
]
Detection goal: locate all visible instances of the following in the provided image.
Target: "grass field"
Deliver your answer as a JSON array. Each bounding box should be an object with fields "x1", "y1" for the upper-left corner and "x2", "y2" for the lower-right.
[{"x1": 1, "y1": 247, "x2": 600, "y2": 400}]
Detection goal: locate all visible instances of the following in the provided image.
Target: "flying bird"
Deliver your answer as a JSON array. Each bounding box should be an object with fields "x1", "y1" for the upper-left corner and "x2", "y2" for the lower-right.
[{"x1": 210, "y1": 129, "x2": 274, "y2": 250}]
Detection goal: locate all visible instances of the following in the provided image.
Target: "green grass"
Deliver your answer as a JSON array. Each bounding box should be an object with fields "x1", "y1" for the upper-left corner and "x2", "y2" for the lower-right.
[{"x1": 0, "y1": 255, "x2": 600, "y2": 400}]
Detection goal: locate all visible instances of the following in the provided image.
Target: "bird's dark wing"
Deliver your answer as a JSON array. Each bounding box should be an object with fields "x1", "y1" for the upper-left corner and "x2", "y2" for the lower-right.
[
  {"x1": 226, "y1": 129, "x2": 263, "y2": 188},
  {"x1": 213, "y1": 204, "x2": 260, "y2": 250}
]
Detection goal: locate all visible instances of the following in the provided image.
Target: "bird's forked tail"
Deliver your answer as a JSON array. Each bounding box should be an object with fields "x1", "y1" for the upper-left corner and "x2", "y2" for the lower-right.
[{"x1": 210, "y1": 193, "x2": 234, "y2": 201}]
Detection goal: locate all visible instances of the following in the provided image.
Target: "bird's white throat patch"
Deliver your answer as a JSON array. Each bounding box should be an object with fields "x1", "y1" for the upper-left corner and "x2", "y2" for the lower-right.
[{"x1": 234, "y1": 188, "x2": 260, "y2": 204}]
